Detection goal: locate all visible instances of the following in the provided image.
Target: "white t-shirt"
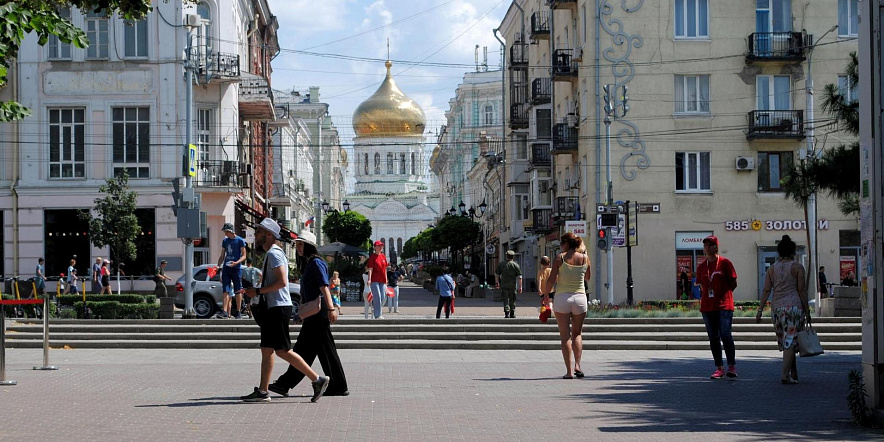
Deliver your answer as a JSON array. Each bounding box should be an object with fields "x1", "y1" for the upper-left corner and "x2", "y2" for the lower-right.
[{"x1": 262, "y1": 245, "x2": 291, "y2": 308}]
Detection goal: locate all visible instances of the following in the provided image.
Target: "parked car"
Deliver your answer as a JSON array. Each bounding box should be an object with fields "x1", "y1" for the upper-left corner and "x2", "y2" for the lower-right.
[{"x1": 174, "y1": 264, "x2": 301, "y2": 319}]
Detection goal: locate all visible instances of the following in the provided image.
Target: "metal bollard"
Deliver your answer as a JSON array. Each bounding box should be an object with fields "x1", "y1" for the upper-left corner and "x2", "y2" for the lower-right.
[
  {"x1": 33, "y1": 296, "x2": 58, "y2": 371},
  {"x1": 0, "y1": 304, "x2": 17, "y2": 385}
]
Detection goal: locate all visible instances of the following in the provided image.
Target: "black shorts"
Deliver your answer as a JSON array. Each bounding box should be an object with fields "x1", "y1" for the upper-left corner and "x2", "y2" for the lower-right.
[{"x1": 258, "y1": 306, "x2": 293, "y2": 350}]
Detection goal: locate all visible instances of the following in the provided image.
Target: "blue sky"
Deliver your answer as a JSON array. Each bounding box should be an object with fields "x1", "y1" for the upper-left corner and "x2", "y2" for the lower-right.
[{"x1": 266, "y1": 0, "x2": 510, "y2": 146}]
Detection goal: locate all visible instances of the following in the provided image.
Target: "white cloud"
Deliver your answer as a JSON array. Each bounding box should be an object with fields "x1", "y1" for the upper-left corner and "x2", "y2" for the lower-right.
[{"x1": 268, "y1": 0, "x2": 354, "y2": 34}]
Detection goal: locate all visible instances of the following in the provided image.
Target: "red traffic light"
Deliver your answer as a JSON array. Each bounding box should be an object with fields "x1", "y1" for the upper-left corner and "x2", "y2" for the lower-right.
[{"x1": 597, "y1": 229, "x2": 606, "y2": 239}]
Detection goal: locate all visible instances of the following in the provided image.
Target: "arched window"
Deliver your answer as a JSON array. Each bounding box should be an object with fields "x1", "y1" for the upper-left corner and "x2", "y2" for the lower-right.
[
  {"x1": 197, "y1": 2, "x2": 212, "y2": 48},
  {"x1": 400, "y1": 153, "x2": 406, "y2": 174},
  {"x1": 374, "y1": 153, "x2": 381, "y2": 174},
  {"x1": 411, "y1": 152, "x2": 416, "y2": 175},
  {"x1": 484, "y1": 105, "x2": 494, "y2": 125},
  {"x1": 397, "y1": 238, "x2": 403, "y2": 256},
  {"x1": 364, "y1": 153, "x2": 369, "y2": 175},
  {"x1": 387, "y1": 153, "x2": 394, "y2": 174}
]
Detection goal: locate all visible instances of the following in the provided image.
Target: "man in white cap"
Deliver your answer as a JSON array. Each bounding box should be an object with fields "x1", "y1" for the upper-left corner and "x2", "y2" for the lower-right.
[
  {"x1": 218, "y1": 222, "x2": 246, "y2": 319},
  {"x1": 240, "y1": 218, "x2": 329, "y2": 403}
]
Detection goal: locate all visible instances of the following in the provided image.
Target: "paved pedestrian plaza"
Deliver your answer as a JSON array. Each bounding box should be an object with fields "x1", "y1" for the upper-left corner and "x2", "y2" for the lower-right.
[{"x1": 0, "y1": 346, "x2": 880, "y2": 441}]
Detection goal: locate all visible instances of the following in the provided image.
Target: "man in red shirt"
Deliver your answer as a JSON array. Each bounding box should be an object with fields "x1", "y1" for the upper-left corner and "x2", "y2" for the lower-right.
[
  {"x1": 696, "y1": 235, "x2": 738, "y2": 379},
  {"x1": 366, "y1": 240, "x2": 388, "y2": 319}
]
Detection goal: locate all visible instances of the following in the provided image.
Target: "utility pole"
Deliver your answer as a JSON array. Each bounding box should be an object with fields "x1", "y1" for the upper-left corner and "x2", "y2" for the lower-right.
[
  {"x1": 602, "y1": 84, "x2": 628, "y2": 305},
  {"x1": 314, "y1": 115, "x2": 323, "y2": 246}
]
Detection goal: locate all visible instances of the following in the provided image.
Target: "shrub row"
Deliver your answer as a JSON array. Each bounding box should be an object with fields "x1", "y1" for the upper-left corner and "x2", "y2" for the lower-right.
[
  {"x1": 72, "y1": 301, "x2": 159, "y2": 319},
  {"x1": 57, "y1": 294, "x2": 155, "y2": 307},
  {"x1": 633, "y1": 300, "x2": 762, "y2": 310}
]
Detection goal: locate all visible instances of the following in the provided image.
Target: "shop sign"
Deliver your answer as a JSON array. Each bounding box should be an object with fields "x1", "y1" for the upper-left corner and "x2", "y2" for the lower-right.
[
  {"x1": 840, "y1": 256, "x2": 857, "y2": 280},
  {"x1": 725, "y1": 219, "x2": 829, "y2": 231},
  {"x1": 564, "y1": 221, "x2": 587, "y2": 237},
  {"x1": 676, "y1": 231, "x2": 713, "y2": 250}
]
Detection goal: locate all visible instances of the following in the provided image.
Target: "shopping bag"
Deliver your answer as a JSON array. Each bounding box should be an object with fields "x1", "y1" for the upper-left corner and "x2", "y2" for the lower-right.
[
  {"x1": 797, "y1": 325, "x2": 824, "y2": 357},
  {"x1": 386, "y1": 286, "x2": 395, "y2": 297},
  {"x1": 539, "y1": 302, "x2": 551, "y2": 323}
]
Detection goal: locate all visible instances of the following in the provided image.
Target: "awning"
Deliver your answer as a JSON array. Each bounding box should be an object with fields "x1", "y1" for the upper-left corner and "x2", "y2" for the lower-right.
[{"x1": 235, "y1": 198, "x2": 297, "y2": 243}]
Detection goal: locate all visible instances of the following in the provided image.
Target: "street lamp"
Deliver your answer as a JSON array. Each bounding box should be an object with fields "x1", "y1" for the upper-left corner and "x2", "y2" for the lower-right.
[
  {"x1": 478, "y1": 199, "x2": 487, "y2": 216},
  {"x1": 321, "y1": 200, "x2": 330, "y2": 214},
  {"x1": 448, "y1": 206, "x2": 457, "y2": 217},
  {"x1": 458, "y1": 201, "x2": 466, "y2": 216},
  {"x1": 342, "y1": 200, "x2": 350, "y2": 212}
]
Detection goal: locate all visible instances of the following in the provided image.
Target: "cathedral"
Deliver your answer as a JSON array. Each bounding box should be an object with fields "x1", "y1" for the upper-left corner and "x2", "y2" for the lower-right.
[{"x1": 348, "y1": 60, "x2": 440, "y2": 263}]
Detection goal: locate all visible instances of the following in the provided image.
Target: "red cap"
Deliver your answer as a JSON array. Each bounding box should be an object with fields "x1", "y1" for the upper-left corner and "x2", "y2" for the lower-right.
[
  {"x1": 703, "y1": 235, "x2": 719, "y2": 246},
  {"x1": 373, "y1": 240, "x2": 384, "y2": 246}
]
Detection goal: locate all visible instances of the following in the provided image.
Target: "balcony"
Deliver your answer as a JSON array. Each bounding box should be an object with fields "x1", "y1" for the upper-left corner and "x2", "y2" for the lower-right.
[
  {"x1": 547, "y1": 0, "x2": 577, "y2": 11},
  {"x1": 531, "y1": 208, "x2": 555, "y2": 234},
  {"x1": 191, "y1": 47, "x2": 241, "y2": 82},
  {"x1": 194, "y1": 160, "x2": 245, "y2": 190},
  {"x1": 510, "y1": 42, "x2": 527, "y2": 65},
  {"x1": 747, "y1": 32, "x2": 807, "y2": 62},
  {"x1": 529, "y1": 143, "x2": 551, "y2": 169},
  {"x1": 530, "y1": 12, "x2": 550, "y2": 40},
  {"x1": 510, "y1": 103, "x2": 529, "y2": 130},
  {"x1": 551, "y1": 49, "x2": 578, "y2": 81},
  {"x1": 746, "y1": 110, "x2": 805, "y2": 140},
  {"x1": 555, "y1": 196, "x2": 579, "y2": 223},
  {"x1": 238, "y1": 73, "x2": 275, "y2": 121},
  {"x1": 552, "y1": 123, "x2": 578, "y2": 153},
  {"x1": 531, "y1": 78, "x2": 551, "y2": 104}
]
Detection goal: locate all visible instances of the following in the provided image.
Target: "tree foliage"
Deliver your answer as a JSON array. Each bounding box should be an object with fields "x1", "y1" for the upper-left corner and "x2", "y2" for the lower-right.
[
  {"x1": 322, "y1": 210, "x2": 372, "y2": 248},
  {"x1": 0, "y1": 1, "x2": 152, "y2": 121},
  {"x1": 430, "y1": 215, "x2": 482, "y2": 251},
  {"x1": 402, "y1": 229, "x2": 436, "y2": 259},
  {"x1": 80, "y1": 170, "x2": 140, "y2": 269}
]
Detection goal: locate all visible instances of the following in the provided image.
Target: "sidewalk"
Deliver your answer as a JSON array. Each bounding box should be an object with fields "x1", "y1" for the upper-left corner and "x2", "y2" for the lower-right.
[{"x1": 0, "y1": 348, "x2": 877, "y2": 441}]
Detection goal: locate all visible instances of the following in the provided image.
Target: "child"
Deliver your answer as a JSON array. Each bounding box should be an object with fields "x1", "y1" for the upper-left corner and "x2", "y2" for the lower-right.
[
  {"x1": 330, "y1": 271, "x2": 342, "y2": 316},
  {"x1": 362, "y1": 269, "x2": 372, "y2": 319}
]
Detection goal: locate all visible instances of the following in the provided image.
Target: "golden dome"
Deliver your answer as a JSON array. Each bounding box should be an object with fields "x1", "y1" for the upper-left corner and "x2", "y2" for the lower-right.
[{"x1": 352, "y1": 61, "x2": 426, "y2": 137}]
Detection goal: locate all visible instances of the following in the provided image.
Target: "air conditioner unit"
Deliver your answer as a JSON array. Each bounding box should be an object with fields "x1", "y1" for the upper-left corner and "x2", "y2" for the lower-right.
[
  {"x1": 185, "y1": 14, "x2": 202, "y2": 27},
  {"x1": 735, "y1": 156, "x2": 755, "y2": 171}
]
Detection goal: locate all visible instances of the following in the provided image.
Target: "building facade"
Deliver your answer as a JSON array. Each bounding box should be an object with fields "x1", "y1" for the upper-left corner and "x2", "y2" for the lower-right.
[{"x1": 498, "y1": 0, "x2": 860, "y2": 302}]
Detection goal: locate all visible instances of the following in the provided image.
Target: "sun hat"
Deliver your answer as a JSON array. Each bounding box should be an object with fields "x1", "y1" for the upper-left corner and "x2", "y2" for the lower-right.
[
  {"x1": 256, "y1": 218, "x2": 281, "y2": 239},
  {"x1": 295, "y1": 230, "x2": 318, "y2": 248}
]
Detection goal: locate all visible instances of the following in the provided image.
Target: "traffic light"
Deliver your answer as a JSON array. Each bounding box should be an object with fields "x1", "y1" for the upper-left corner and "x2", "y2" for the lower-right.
[{"x1": 597, "y1": 228, "x2": 609, "y2": 250}]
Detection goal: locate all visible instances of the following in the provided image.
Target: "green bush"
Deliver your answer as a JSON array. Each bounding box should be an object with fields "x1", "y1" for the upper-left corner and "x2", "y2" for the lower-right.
[
  {"x1": 72, "y1": 301, "x2": 158, "y2": 319},
  {"x1": 143, "y1": 295, "x2": 157, "y2": 305},
  {"x1": 58, "y1": 294, "x2": 149, "y2": 307},
  {"x1": 117, "y1": 303, "x2": 159, "y2": 319}
]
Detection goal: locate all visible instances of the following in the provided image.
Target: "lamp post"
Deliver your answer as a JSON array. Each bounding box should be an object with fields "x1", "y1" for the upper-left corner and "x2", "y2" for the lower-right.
[
  {"x1": 602, "y1": 84, "x2": 628, "y2": 305},
  {"x1": 805, "y1": 25, "x2": 838, "y2": 317},
  {"x1": 342, "y1": 200, "x2": 350, "y2": 212}
]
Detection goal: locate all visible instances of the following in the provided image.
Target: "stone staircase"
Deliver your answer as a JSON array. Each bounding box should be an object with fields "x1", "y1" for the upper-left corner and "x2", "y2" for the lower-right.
[{"x1": 2, "y1": 316, "x2": 862, "y2": 350}]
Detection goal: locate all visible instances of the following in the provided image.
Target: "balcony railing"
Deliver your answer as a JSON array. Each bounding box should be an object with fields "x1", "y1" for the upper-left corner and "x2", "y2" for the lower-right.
[
  {"x1": 239, "y1": 74, "x2": 275, "y2": 121},
  {"x1": 747, "y1": 32, "x2": 807, "y2": 61},
  {"x1": 746, "y1": 110, "x2": 805, "y2": 140},
  {"x1": 547, "y1": 0, "x2": 577, "y2": 10},
  {"x1": 510, "y1": 103, "x2": 529, "y2": 129},
  {"x1": 530, "y1": 143, "x2": 551, "y2": 168},
  {"x1": 531, "y1": 78, "x2": 552, "y2": 104},
  {"x1": 206, "y1": 51, "x2": 240, "y2": 78},
  {"x1": 510, "y1": 42, "x2": 527, "y2": 65},
  {"x1": 552, "y1": 123, "x2": 578, "y2": 153},
  {"x1": 551, "y1": 49, "x2": 578, "y2": 80},
  {"x1": 194, "y1": 160, "x2": 243, "y2": 189},
  {"x1": 530, "y1": 12, "x2": 550, "y2": 39},
  {"x1": 531, "y1": 208, "x2": 555, "y2": 234},
  {"x1": 555, "y1": 196, "x2": 579, "y2": 223}
]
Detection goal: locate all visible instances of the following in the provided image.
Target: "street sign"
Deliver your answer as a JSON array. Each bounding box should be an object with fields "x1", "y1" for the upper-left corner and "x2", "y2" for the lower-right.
[
  {"x1": 565, "y1": 221, "x2": 587, "y2": 237},
  {"x1": 628, "y1": 202, "x2": 638, "y2": 246},
  {"x1": 188, "y1": 144, "x2": 197, "y2": 177}
]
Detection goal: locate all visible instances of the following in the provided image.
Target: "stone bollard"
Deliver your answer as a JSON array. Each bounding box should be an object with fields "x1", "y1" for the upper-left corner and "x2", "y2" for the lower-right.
[{"x1": 159, "y1": 296, "x2": 175, "y2": 319}]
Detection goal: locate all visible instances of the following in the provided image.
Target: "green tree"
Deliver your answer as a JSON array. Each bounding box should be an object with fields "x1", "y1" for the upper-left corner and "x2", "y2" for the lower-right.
[
  {"x1": 0, "y1": 1, "x2": 152, "y2": 121},
  {"x1": 80, "y1": 169, "x2": 140, "y2": 272},
  {"x1": 322, "y1": 210, "x2": 372, "y2": 248}
]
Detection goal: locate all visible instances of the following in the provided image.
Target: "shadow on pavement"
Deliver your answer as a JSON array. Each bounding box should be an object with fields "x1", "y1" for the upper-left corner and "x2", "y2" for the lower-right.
[{"x1": 135, "y1": 395, "x2": 315, "y2": 408}]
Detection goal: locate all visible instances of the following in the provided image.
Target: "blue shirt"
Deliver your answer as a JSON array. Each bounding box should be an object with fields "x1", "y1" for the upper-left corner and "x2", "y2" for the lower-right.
[
  {"x1": 300, "y1": 257, "x2": 329, "y2": 305},
  {"x1": 262, "y1": 245, "x2": 291, "y2": 308},
  {"x1": 222, "y1": 235, "x2": 246, "y2": 268},
  {"x1": 436, "y1": 274, "x2": 455, "y2": 297}
]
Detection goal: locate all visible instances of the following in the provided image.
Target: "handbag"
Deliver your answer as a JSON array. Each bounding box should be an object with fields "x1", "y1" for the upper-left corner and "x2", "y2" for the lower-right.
[
  {"x1": 797, "y1": 319, "x2": 824, "y2": 357},
  {"x1": 297, "y1": 257, "x2": 324, "y2": 319}
]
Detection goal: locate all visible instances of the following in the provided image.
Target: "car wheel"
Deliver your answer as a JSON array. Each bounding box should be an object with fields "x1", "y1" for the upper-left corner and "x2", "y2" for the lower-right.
[{"x1": 193, "y1": 294, "x2": 216, "y2": 319}]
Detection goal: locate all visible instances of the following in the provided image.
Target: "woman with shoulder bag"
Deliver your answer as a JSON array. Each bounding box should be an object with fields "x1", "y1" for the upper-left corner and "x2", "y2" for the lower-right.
[
  {"x1": 268, "y1": 231, "x2": 350, "y2": 398},
  {"x1": 757, "y1": 235, "x2": 811, "y2": 384}
]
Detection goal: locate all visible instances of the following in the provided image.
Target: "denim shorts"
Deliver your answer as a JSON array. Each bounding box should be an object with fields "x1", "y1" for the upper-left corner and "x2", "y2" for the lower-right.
[{"x1": 221, "y1": 266, "x2": 242, "y2": 294}]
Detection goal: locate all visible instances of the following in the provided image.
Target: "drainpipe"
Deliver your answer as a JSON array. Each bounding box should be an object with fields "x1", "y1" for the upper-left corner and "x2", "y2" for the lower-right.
[
  {"x1": 493, "y1": 27, "x2": 506, "y2": 248},
  {"x1": 10, "y1": 57, "x2": 20, "y2": 277},
  {"x1": 594, "y1": 0, "x2": 602, "y2": 300}
]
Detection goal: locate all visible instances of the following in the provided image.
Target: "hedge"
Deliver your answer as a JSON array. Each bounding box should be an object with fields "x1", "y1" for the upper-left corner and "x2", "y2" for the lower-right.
[
  {"x1": 72, "y1": 301, "x2": 158, "y2": 319},
  {"x1": 58, "y1": 294, "x2": 153, "y2": 307}
]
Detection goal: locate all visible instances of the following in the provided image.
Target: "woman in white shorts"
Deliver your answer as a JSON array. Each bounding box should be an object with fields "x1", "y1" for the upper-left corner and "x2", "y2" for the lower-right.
[{"x1": 541, "y1": 232, "x2": 591, "y2": 379}]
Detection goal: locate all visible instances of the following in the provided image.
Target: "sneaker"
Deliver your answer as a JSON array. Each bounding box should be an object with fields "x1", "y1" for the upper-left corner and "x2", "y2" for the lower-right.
[
  {"x1": 241, "y1": 387, "x2": 270, "y2": 402},
  {"x1": 234, "y1": 313, "x2": 243, "y2": 319},
  {"x1": 311, "y1": 376, "x2": 330, "y2": 402},
  {"x1": 267, "y1": 383, "x2": 289, "y2": 397},
  {"x1": 393, "y1": 309, "x2": 399, "y2": 313},
  {"x1": 324, "y1": 390, "x2": 350, "y2": 397},
  {"x1": 710, "y1": 368, "x2": 726, "y2": 379},
  {"x1": 376, "y1": 316, "x2": 385, "y2": 320},
  {"x1": 726, "y1": 366, "x2": 738, "y2": 378}
]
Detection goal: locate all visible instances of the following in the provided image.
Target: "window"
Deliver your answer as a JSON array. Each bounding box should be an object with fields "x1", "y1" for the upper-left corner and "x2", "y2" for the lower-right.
[
  {"x1": 124, "y1": 19, "x2": 148, "y2": 58},
  {"x1": 364, "y1": 153, "x2": 369, "y2": 175},
  {"x1": 112, "y1": 107, "x2": 150, "y2": 178},
  {"x1": 411, "y1": 152, "x2": 416, "y2": 175},
  {"x1": 756, "y1": 75, "x2": 791, "y2": 110},
  {"x1": 484, "y1": 105, "x2": 494, "y2": 126},
  {"x1": 675, "y1": 152, "x2": 710, "y2": 191},
  {"x1": 514, "y1": 134, "x2": 528, "y2": 161},
  {"x1": 838, "y1": 0, "x2": 859, "y2": 37},
  {"x1": 513, "y1": 184, "x2": 529, "y2": 221},
  {"x1": 756, "y1": 0, "x2": 792, "y2": 33},
  {"x1": 197, "y1": 109, "x2": 213, "y2": 163},
  {"x1": 675, "y1": 0, "x2": 708, "y2": 38},
  {"x1": 83, "y1": 10, "x2": 109, "y2": 59},
  {"x1": 400, "y1": 153, "x2": 406, "y2": 174},
  {"x1": 758, "y1": 151, "x2": 793, "y2": 192},
  {"x1": 838, "y1": 75, "x2": 858, "y2": 104},
  {"x1": 49, "y1": 108, "x2": 86, "y2": 178},
  {"x1": 197, "y1": 2, "x2": 213, "y2": 47},
  {"x1": 47, "y1": 8, "x2": 72, "y2": 60},
  {"x1": 387, "y1": 153, "x2": 394, "y2": 174},
  {"x1": 675, "y1": 75, "x2": 710, "y2": 113},
  {"x1": 374, "y1": 152, "x2": 381, "y2": 174},
  {"x1": 532, "y1": 175, "x2": 553, "y2": 208},
  {"x1": 536, "y1": 109, "x2": 552, "y2": 139}
]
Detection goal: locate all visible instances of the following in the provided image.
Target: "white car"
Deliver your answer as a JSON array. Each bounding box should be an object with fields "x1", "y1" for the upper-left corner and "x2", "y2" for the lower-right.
[{"x1": 174, "y1": 264, "x2": 301, "y2": 319}]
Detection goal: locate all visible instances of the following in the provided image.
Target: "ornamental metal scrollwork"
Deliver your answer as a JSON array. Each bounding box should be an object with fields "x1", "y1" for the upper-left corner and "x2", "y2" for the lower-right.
[{"x1": 600, "y1": 0, "x2": 649, "y2": 181}]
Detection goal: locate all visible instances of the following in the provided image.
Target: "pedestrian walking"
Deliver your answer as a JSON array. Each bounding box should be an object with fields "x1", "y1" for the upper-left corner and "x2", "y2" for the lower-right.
[
  {"x1": 362, "y1": 269, "x2": 372, "y2": 319},
  {"x1": 100, "y1": 260, "x2": 112, "y2": 295},
  {"x1": 757, "y1": 235, "x2": 811, "y2": 384},
  {"x1": 496, "y1": 250, "x2": 522, "y2": 318},
  {"x1": 35, "y1": 258, "x2": 46, "y2": 297},
  {"x1": 818, "y1": 266, "x2": 828, "y2": 297},
  {"x1": 366, "y1": 240, "x2": 388, "y2": 319},
  {"x1": 537, "y1": 256, "x2": 553, "y2": 303},
  {"x1": 464, "y1": 270, "x2": 477, "y2": 298},
  {"x1": 240, "y1": 218, "x2": 329, "y2": 403},
  {"x1": 268, "y1": 230, "x2": 349, "y2": 398},
  {"x1": 92, "y1": 257, "x2": 102, "y2": 293},
  {"x1": 65, "y1": 259, "x2": 78, "y2": 295},
  {"x1": 218, "y1": 222, "x2": 246, "y2": 319},
  {"x1": 696, "y1": 235, "x2": 739, "y2": 379},
  {"x1": 436, "y1": 266, "x2": 455, "y2": 319},
  {"x1": 154, "y1": 260, "x2": 171, "y2": 298},
  {"x1": 329, "y1": 271, "x2": 342, "y2": 316},
  {"x1": 541, "y1": 233, "x2": 591, "y2": 379},
  {"x1": 385, "y1": 265, "x2": 401, "y2": 313},
  {"x1": 679, "y1": 267, "x2": 691, "y2": 300}
]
